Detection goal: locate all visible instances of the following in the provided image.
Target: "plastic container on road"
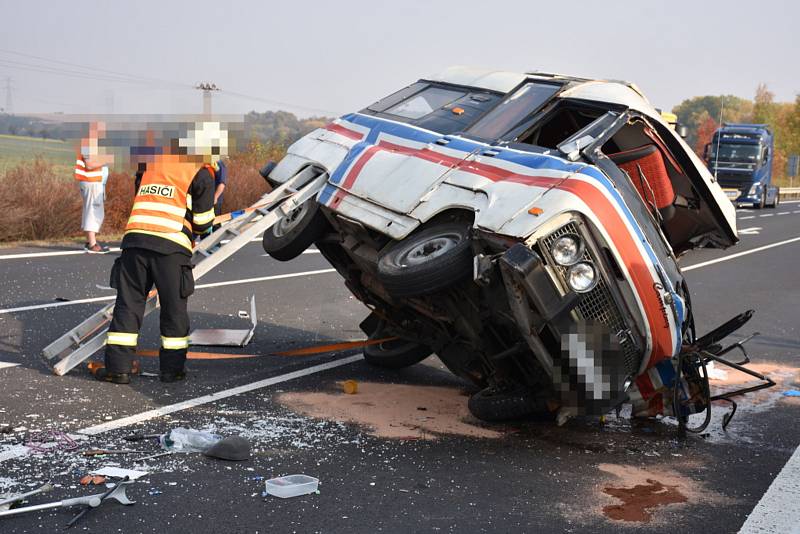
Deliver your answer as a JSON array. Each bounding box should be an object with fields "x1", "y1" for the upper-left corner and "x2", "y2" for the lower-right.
[
  {"x1": 159, "y1": 427, "x2": 221, "y2": 453},
  {"x1": 264, "y1": 475, "x2": 319, "y2": 498}
]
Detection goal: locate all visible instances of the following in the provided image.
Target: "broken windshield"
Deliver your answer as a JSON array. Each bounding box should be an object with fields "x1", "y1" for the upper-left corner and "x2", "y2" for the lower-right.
[{"x1": 467, "y1": 82, "x2": 560, "y2": 140}]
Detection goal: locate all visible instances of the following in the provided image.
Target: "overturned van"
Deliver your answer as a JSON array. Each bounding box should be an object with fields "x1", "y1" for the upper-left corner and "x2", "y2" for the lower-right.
[{"x1": 260, "y1": 67, "x2": 766, "y2": 426}]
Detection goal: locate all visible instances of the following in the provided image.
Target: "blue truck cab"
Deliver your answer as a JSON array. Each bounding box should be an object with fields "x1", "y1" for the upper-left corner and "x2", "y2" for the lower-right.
[{"x1": 705, "y1": 123, "x2": 780, "y2": 208}]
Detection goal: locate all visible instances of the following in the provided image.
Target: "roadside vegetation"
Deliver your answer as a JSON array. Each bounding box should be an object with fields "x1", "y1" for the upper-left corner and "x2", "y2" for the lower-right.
[
  {"x1": 673, "y1": 84, "x2": 800, "y2": 187},
  {"x1": 2, "y1": 85, "x2": 799, "y2": 243},
  {"x1": 0, "y1": 140, "x2": 285, "y2": 243}
]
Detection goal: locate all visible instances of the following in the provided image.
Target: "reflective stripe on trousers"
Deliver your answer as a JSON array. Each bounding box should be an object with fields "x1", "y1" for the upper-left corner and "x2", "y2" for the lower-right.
[
  {"x1": 107, "y1": 332, "x2": 138, "y2": 346},
  {"x1": 161, "y1": 336, "x2": 189, "y2": 350}
]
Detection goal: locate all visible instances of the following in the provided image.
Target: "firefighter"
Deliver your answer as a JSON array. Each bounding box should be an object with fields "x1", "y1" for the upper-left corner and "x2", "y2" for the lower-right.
[{"x1": 97, "y1": 124, "x2": 223, "y2": 384}]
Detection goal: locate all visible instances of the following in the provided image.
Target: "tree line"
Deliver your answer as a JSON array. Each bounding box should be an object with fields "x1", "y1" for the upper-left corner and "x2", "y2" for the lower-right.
[{"x1": 672, "y1": 84, "x2": 800, "y2": 184}]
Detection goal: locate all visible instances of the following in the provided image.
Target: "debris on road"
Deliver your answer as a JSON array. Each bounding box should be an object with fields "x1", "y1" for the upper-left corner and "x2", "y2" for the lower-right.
[
  {"x1": 203, "y1": 436, "x2": 251, "y2": 461},
  {"x1": 82, "y1": 448, "x2": 140, "y2": 456},
  {"x1": 264, "y1": 474, "x2": 319, "y2": 499},
  {"x1": 189, "y1": 295, "x2": 258, "y2": 347},
  {"x1": 79, "y1": 475, "x2": 107, "y2": 485},
  {"x1": 0, "y1": 482, "x2": 54, "y2": 510},
  {"x1": 0, "y1": 478, "x2": 135, "y2": 525},
  {"x1": 90, "y1": 467, "x2": 149, "y2": 480},
  {"x1": 342, "y1": 379, "x2": 358, "y2": 395},
  {"x1": 24, "y1": 430, "x2": 79, "y2": 453},
  {"x1": 159, "y1": 427, "x2": 221, "y2": 453}
]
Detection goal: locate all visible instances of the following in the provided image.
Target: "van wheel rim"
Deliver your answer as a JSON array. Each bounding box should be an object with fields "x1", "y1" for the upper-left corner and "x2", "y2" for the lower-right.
[
  {"x1": 399, "y1": 234, "x2": 461, "y2": 266},
  {"x1": 272, "y1": 202, "x2": 309, "y2": 238}
]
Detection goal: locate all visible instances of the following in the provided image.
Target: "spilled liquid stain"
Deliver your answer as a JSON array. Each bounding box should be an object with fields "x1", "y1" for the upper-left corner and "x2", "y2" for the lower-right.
[
  {"x1": 279, "y1": 382, "x2": 503, "y2": 440},
  {"x1": 602, "y1": 478, "x2": 687, "y2": 522}
]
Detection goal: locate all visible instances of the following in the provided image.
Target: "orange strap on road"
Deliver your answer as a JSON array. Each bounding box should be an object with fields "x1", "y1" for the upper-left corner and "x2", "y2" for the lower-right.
[
  {"x1": 272, "y1": 337, "x2": 397, "y2": 356},
  {"x1": 130, "y1": 337, "x2": 399, "y2": 360},
  {"x1": 135, "y1": 350, "x2": 258, "y2": 360}
]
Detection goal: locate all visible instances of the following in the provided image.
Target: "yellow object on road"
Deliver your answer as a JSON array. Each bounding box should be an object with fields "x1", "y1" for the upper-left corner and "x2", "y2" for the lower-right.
[{"x1": 343, "y1": 380, "x2": 358, "y2": 395}]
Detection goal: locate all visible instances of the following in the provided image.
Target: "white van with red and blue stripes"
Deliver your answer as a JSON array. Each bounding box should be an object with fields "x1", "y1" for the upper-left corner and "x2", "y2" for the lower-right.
[{"x1": 261, "y1": 67, "x2": 768, "y2": 429}]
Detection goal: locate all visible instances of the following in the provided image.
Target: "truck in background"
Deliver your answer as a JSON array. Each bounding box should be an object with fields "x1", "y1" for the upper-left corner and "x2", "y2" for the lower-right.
[{"x1": 705, "y1": 123, "x2": 779, "y2": 208}]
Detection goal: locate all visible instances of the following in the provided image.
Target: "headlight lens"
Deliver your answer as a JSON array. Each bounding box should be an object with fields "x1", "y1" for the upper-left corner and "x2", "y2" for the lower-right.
[
  {"x1": 567, "y1": 262, "x2": 598, "y2": 293},
  {"x1": 550, "y1": 234, "x2": 583, "y2": 266},
  {"x1": 749, "y1": 183, "x2": 760, "y2": 195}
]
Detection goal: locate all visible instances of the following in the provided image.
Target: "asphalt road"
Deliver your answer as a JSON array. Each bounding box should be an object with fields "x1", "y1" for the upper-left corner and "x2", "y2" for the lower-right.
[{"x1": 0, "y1": 203, "x2": 798, "y2": 533}]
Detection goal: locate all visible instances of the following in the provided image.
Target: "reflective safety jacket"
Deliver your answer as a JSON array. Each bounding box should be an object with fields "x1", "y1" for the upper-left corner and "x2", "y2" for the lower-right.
[
  {"x1": 123, "y1": 155, "x2": 215, "y2": 254},
  {"x1": 74, "y1": 155, "x2": 105, "y2": 182}
]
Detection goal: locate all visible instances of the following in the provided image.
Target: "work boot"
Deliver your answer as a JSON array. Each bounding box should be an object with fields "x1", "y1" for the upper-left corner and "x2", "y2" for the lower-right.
[
  {"x1": 160, "y1": 370, "x2": 186, "y2": 383},
  {"x1": 94, "y1": 368, "x2": 131, "y2": 384}
]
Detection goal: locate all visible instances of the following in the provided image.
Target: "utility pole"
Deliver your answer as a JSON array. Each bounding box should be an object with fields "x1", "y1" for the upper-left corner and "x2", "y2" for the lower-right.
[
  {"x1": 4, "y1": 77, "x2": 12, "y2": 114},
  {"x1": 194, "y1": 82, "x2": 219, "y2": 116}
]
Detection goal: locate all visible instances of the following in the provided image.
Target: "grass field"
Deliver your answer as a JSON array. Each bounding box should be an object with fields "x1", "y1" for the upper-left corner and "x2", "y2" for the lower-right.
[{"x1": 0, "y1": 134, "x2": 74, "y2": 176}]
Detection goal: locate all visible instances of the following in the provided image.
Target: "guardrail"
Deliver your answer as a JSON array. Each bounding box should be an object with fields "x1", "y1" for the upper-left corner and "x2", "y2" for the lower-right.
[{"x1": 780, "y1": 187, "x2": 800, "y2": 200}]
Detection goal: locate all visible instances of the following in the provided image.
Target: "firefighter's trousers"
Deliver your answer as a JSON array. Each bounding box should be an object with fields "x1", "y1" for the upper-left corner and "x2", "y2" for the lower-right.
[{"x1": 105, "y1": 248, "x2": 195, "y2": 374}]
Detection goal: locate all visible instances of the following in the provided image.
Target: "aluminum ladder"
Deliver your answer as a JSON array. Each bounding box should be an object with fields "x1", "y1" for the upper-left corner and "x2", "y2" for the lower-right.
[{"x1": 41, "y1": 166, "x2": 328, "y2": 376}]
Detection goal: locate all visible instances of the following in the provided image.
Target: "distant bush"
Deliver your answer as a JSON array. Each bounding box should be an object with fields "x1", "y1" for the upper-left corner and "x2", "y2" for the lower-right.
[
  {"x1": 222, "y1": 139, "x2": 286, "y2": 211},
  {"x1": 0, "y1": 158, "x2": 82, "y2": 241},
  {"x1": 0, "y1": 141, "x2": 287, "y2": 243}
]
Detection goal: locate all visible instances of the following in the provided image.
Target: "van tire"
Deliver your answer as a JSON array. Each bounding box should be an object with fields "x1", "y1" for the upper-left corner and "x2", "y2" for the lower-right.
[
  {"x1": 261, "y1": 199, "x2": 328, "y2": 261},
  {"x1": 363, "y1": 337, "x2": 432, "y2": 369},
  {"x1": 377, "y1": 222, "x2": 472, "y2": 298},
  {"x1": 467, "y1": 386, "x2": 550, "y2": 422}
]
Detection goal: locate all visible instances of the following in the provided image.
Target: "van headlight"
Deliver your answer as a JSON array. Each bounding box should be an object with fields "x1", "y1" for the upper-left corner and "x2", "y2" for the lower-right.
[
  {"x1": 550, "y1": 234, "x2": 583, "y2": 266},
  {"x1": 567, "y1": 262, "x2": 598, "y2": 293},
  {"x1": 748, "y1": 183, "x2": 760, "y2": 195}
]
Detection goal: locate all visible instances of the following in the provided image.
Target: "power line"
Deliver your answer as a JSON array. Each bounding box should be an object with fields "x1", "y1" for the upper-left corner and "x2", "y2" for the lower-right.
[
  {"x1": 0, "y1": 58, "x2": 188, "y2": 87},
  {"x1": 220, "y1": 89, "x2": 340, "y2": 116},
  {"x1": 0, "y1": 48, "x2": 342, "y2": 116},
  {"x1": 0, "y1": 48, "x2": 191, "y2": 89}
]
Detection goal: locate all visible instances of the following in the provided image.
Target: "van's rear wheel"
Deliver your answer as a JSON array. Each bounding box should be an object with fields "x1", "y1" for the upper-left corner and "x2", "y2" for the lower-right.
[
  {"x1": 363, "y1": 337, "x2": 432, "y2": 369},
  {"x1": 467, "y1": 386, "x2": 551, "y2": 422},
  {"x1": 261, "y1": 199, "x2": 328, "y2": 261}
]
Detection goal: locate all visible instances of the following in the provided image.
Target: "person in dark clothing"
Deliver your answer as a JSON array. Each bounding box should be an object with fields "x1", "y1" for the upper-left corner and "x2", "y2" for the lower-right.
[
  {"x1": 212, "y1": 158, "x2": 228, "y2": 231},
  {"x1": 98, "y1": 146, "x2": 217, "y2": 385}
]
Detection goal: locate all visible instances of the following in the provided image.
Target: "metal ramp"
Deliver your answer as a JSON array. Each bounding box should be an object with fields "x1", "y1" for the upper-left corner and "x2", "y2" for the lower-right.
[{"x1": 41, "y1": 166, "x2": 328, "y2": 376}]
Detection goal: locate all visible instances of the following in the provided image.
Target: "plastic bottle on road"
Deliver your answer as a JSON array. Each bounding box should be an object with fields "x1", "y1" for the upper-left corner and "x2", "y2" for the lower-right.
[{"x1": 159, "y1": 428, "x2": 222, "y2": 453}]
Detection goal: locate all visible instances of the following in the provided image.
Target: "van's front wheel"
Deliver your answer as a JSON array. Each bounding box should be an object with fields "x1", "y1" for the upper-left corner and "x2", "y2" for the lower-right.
[{"x1": 261, "y1": 199, "x2": 328, "y2": 261}]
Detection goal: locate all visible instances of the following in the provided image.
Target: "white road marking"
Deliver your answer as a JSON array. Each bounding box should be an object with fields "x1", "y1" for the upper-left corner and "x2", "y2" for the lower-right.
[
  {"x1": 759, "y1": 214, "x2": 774, "y2": 217},
  {"x1": 794, "y1": 210, "x2": 800, "y2": 214},
  {"x1": 261, "y1": 250, "x2": 321, "y2": 257},
  {"x1": 0, "y1": 247, "x2": 121, "y2": 260},
  {"x1": 0, "y1": 362, "x2": 20, "y2": 370},
  {"x1": 683, "y1": 236, "x2": 800, "y2": 271},
  {"x1": 0, "y1": 240, "x2": 267, "y2": 260},
  {"x1": 737, "y1": 227, "x2": 762, "y2": 235},
  {"x1": 0, "y1": 268, "x2": 338, "y2": 315},
  {"x1": 777, "y1": 211, "x2": 790, "y2": 215},
  {"x1": 0, "y1": 240, "x2": 318, "y2": 261},
  {"x1": 739, "y1": 444, "x2": 800, "y2": 534},
  {"x1": 79, "y1": 354, "x2": 362, "y2": 435},
  {"x1": 0, "y1": 354, "x2": 364, "y2": 463},
  {"x1": 739, "y1": 216, "x2": 756, "y2": 220},
  {"x1": 0, "y1": 295, "x2": 115, "y2": 314}
]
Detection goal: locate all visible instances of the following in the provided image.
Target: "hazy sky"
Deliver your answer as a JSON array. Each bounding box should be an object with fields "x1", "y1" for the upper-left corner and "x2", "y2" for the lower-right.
[{"x1": 1, "y1": 0, "x2": 798, "y2": 117}]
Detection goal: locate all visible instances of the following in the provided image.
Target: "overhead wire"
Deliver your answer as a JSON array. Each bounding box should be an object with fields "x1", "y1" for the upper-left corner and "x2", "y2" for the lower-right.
[
  {"x1": 0, "y1": 48, "x2": 191, "y2": 89},
  {"x1": 0, "y1": 48, "x2": 341, "y2": 116}
]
